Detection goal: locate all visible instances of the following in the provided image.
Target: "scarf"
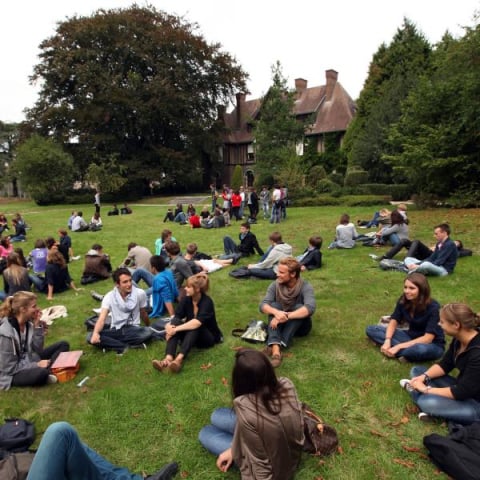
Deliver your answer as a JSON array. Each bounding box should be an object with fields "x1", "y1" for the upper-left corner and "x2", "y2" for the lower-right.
[
  {"x1": 113, "y1": 286, "x2": 138, "y2": 313},
  {"x1": 275, "y1": 278, "x2": 304, "y2": 312}
]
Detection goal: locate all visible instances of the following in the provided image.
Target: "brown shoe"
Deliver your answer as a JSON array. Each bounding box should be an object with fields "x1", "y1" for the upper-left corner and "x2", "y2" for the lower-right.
[
  {"x1": 152, "y1": 359, "x2": 169, "y2": 372},
  {"x1": 270, "y1": 354, "x2": 282, "y2": 368},
  {"x1": 168, "y1": 361, "x2": 182, "y2": 373}
]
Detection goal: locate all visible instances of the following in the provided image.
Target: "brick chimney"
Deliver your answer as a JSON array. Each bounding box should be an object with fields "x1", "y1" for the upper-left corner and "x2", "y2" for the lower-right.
[
  {"x1": 295, "y1": 78, "x2": 307, "y2": 98},
  {"x1": 325, "y1": 69, "x2": 338, "y2": 101},
  {"x1": 235, "y1": 93, "x2": 246, "y2": 129}
]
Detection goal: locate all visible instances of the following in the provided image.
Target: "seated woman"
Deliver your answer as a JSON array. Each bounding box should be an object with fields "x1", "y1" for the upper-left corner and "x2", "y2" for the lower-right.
[
  {"x1": 151, "y1": 273, "x2": 222, "y2": 373},
  {"x1": 0, "y1": 236, "x2": 13, "y2": 259},
  {"x1": 186, "y1": 203, "x2": 196, "y2": 218},
  {"x1": 0, "y1": 291, "x2": 70, "y2": 390},
  {"x1": 198, "y1": 349, "x2": 304, "y2": 479},
  {"x1": 10, "y1": 218, "x2": 27, "y2": 242},
  {"x1": 374, "y1": 209, "x2": 409, "y2": 246},
  {"x1": 400, "y1": 303, "x2": 480, "y2": 424},
  {"x1": 25, "y1": 421, "x2": 178, "y2": 479},
  {"x1": 328, "y1": 213, "x2": 359, "y2": 249},
  {"x1": 357, "y1": 208, "x2": 391, "y2": 228},
  {"x1": 173, "y1": 203, "x2": 186, "y2": 223},
  {"x1": 89, "y1": 211, "x2": 103, "y2": 231},
  {"x1": 0, "y1": 252, "x2": 32, "y2": 301},
  {"x1": 366, "y1": 273, "x2": 444, "y2": 362}
]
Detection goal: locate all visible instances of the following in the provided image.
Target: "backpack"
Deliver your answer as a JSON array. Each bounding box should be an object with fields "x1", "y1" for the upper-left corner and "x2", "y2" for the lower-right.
[
  {"x1": 0, "y1": 419, "x2": 35, "y2": 453},
  {"x1": 379, "y1": 259, "x2": 408, "y2": 273}
]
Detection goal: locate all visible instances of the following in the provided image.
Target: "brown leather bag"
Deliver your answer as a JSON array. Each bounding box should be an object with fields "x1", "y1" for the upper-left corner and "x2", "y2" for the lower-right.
[{"x1": 301, "y1": 403, "x2": 339, "y2": 456}]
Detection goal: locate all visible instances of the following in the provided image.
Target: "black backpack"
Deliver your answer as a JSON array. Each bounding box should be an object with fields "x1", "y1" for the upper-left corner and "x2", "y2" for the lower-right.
[{"x1": 0, "y1": 419, "x2": 35, "y2": 453}]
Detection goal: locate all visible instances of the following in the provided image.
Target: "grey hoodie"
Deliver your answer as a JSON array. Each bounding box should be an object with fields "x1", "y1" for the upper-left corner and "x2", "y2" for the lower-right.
[{"x1": 249, "y1": 243, "x2": 293, "y2": 272}]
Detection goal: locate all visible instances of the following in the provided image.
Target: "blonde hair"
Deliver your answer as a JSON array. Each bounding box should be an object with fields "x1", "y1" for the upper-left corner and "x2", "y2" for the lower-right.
[
  {"x1": 440, "y1": 303, "x2": 480, "y2": 330},
  {"x1": 0, "y1": 291, "x2": 37, "y2": 318},
  {"x1": 186, "y1": 272, "x2": 209, "y2": 293}
]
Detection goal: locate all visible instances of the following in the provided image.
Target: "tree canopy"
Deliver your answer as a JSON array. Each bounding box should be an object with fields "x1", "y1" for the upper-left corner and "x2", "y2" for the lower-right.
[{"x1": 25, "y1": 4, "x2": 247, "y2": 194}]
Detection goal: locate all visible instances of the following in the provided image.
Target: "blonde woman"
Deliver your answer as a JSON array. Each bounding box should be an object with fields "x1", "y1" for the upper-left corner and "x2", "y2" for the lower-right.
[
  {"x1": 0, "y1": 291, "x2": 69, "y2": 390},
  {"x1": 400, "y1": 303, "x2": 480, "y2": 423},
  {"x1": 1, "y1": 252, "x2": 32, "y2": 300},
  {"x1": 152, "y1": 273, "x2": 222, "y2": 373}
]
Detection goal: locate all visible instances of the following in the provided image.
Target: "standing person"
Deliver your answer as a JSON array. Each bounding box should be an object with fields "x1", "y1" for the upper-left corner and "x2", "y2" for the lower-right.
[
  {"x1": 26, "y1": 421, "x2": 178, "y2": 480},
  {"x1": 260, "y1": 257, "x2": 316, "y2": 367},
  {"x1": 0, "y1": 252, "x2": 32, "y2": 300},
  {"x1": 198, "y1": 349, "x2": 304, "y2": 479},
  {"x1": 260, "y1": 186, "x2": 270, "y2": 219},
  {"x1": 400, "y1": 303, "x2": 480, "y2": 424},
  {"x1": 87, "y1": 268, "x2": 152, "y2": 354},
  {"x1": 270, "y1": 184, "x2": 282, "y2": 224},
  {"x1": 404, "y1": 223, "x2": 458, "y2": 276},
  {"x1": 151, "y1": 273, "x2": 222, "y2": 373},
  {"x1": 328, "y1": 214, "x2": 359, "y2": 249},
  {"x1": 366, "y1": 273, "x2": 445, "y2": 363},
  {"x1": 94, "y1": 190, "x2": 101, "y2": 214},
  {"x1": 231, "y1": 190, "x2": 242, "y2": 221},
  {"x1": 239, "y1": 185, "x2": 246, "y2": 219},
  {"x1": 248, "y1": 186, "x2": 259, "y2": 221},
  {"x1": 0, "y1": 291, "x2": 69, "y2": 390},
  {"x1": 210, "y1": 183, "x2": 218, "y2": 212}
]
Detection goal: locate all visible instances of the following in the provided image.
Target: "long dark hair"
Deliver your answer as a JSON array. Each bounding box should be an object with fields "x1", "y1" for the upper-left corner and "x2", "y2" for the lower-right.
[
  {"x1": 232, "y1": 349, "x2": 287, "y2": 415},
  {"x1": 390, "y1": 210, "x2": 405, "y2": 226},
  {"x1": 400, "y1": 272, "x2": 432, "y2": 314}
]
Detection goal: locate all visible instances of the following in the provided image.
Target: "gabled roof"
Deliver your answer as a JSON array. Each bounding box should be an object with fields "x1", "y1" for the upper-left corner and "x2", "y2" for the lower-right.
[{"x1": 222, "y1": 70, "x2": 356, "y2": 145}]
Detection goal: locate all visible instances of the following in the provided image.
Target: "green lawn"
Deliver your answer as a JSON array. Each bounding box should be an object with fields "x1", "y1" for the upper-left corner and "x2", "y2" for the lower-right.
[{"x1": 0, "y1": 199, "x2": 478, "y2": 479}]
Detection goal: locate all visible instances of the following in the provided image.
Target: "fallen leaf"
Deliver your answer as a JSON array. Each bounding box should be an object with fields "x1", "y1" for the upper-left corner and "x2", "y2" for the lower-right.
[
  {"x1": 393, "y1": 458, "x2": 415, "y2": 468},
  {"x1": 132, "y1": 413, "x2": 140, "y2": 418},
  {"x1": 337, "y1": 445, "x2": 344, "y2": 454},
  {"x1": 402, "y1": 445, "x2": 421, "y2": 453},
  {"x1": 167, "y1": 404, "x2": 174, "y2": 413},
  {"x1": 204, "y1": 379, "x2": 212, "y2": 385},
  {"x1": 221, "y1": 376, "x2": 229, "y2": 386},
  {"x1": 180, "y1": 470, "x2": 189, "y2": 478},
  {"x1": 200, "y1": 363, "x2": 212, "y2": 370},
  {"x1": 370, "y1": 430, "x2": 386, "y2": 437},
  {"x1": 231, "y1": 346, "x2": 244, "y2": 351}
]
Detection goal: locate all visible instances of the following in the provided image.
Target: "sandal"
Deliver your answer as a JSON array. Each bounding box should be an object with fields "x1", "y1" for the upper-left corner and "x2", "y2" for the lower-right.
[
  {"x1": 168, "y1": 361, "x2": 183, "y2": 374},
  {"x1": 152, "y1": 359, "x2": 170, "y2": 372},
  {"x1": 270, "y1": 354, "x2": 282, "y2": 368}
]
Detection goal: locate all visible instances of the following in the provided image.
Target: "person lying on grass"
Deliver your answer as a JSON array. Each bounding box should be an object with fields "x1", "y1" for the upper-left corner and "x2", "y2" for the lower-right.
[{"x1": 152, "y1": 272, "x2": 223, "y2": 374}]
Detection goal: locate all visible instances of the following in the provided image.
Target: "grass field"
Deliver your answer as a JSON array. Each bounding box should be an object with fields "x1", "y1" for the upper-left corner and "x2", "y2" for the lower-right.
[{"x1": 0, "y1": 198, "x2": 479, "y2": 479}]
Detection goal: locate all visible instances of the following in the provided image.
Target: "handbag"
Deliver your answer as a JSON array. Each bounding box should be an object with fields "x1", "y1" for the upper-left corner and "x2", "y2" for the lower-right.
[
  {"x1": 51, "y1": 351, "x2": 83, "y2": 383},
  {"x1": 301, "y1": 403, "x2": 339, "y2": 456},
  {"x1": 232, "y1": 320, "x2": 267, "y2": 344}
]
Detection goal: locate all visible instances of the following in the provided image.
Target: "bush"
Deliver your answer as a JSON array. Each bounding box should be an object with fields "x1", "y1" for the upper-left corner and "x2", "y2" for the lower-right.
[
  {"x1": 353, "y1": 184, "x2": 412, "y2": 200},
  {"x1": 316, "y1": 179, "x2": 337, "y2": 194},
  {"x1": 307, "y1": 165, "x2": 327, "y2": 188},
  {"x1": 328, "y1": 172, "x2": 344, "y2": 185},
  {"x1": 344, "y1": 168, "x2": 368, "y2": 186}
]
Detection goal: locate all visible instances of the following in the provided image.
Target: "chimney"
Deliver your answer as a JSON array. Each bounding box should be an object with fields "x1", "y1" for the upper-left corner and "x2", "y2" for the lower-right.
[
  {"x1": 235, "y1": 93, "x2": 246, "y2": 129},
  {"x1": 295, "y1": 78, "x2": 307, "y2": 98},
  {"x1": 325, "y1": 69, "x2": 338, "y2": 101}
]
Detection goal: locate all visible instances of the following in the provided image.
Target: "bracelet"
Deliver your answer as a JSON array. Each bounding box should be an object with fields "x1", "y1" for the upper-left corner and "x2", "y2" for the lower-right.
[{"x1": 423, "y1": 373, "x2": 431, "y2": 384}]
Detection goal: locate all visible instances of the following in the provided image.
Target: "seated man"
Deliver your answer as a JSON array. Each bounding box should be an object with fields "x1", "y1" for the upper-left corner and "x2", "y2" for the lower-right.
[
  {"x1": 120, "y1": 203, "x2": 133, "y2": 214},
  {"x1": 220, "y1": 222, "x2": 264, "y2": 264},
  {"x1": 71, "y1": 211, "x2": 89, "y2": 232},
  {"x1": 296, "y1": 235, "x2": 323, "y2": 271},
  {"x1": 107, "y1": 204, "x2": 119, "y2": 216},
  {"x1": 81, "y1": 243, "x2": 112, "y2": 285},
  {"x1": 165, "y1": 241, "x2": 193, "y2": 289},
  {"x1": 247, "y1": 232, "x2": 292, "y2": 279},
  {"x1": 27, "y1": 421, "x2": 178, "y2": 480},
  {"x1": 123, "y1": 242, "x2": 152, "y2": 271},
  {"x1": 87, "y1": 268, "x2": 152, "y2": 354},
  {"x1": 260, "y1": 257, "x2": 316, "y2": 367},
  {"x1": 404, "y1": 223, "x2": 458, "y2": 276}
]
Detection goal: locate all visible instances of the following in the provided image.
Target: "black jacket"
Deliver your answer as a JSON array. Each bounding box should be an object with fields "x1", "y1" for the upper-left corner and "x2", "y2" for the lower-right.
[
  {"x1": 299, "y1": 248, "x2": 322, "y2": 270},
  {"x1": 238, "y1": 231, "x2": 264, "y2": 256}
]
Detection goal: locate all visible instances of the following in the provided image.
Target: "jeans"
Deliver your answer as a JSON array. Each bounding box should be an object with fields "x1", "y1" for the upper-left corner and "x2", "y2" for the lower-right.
[
  {"x1": 270, "y1": 202, "x2": 281, "y2": 224},
  {"x1": 132, "y1": 268, "x2": 154, "y2": 296},
  {"x1": 86, "y1": 326, "x2": 152, "y2": 353},
  {"x1": 366, "y1": 325, "x2": 444, "y2": 362},
  {"x1": 30, "y1": 273, "x2": 47, "y2": 293},
  {"x1": 248, "y1": 268, "x2": 276, "y2": 280},
  {"x1": 267, "y1": 302, "x2": 312, "y2": 348},
  {"x1": 27, "y1": 421, "x2": 142, "y2": 480},
  {"x1": 407, "y1": 240, "x2": 432, "y2": 260},
  {"x1": 407, "y1": 366, "x2": 480, "y2": 425},
  {"x1": 384, "y1": 238, "x2": 412, "y2": 259},
  {"x1": 174, "y1": 212, "x2": 186, "y2": 223},
  {"x1": 404, "y1": 258, "x2": 448, "y2": 277},
  {"x1": 198, "y1": 408, "x2": 236, "y2": 456},
  {"x1": 222, "y1": 236, "x2": 239, "y2": 255}
]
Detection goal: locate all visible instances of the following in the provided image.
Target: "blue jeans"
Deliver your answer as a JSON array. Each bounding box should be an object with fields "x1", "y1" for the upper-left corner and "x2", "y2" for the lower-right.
[
  {"x1": 267, "y1": 302, "x2": 312, "y2": 348},
  {"x1": 404, "y1": 257, "x2": 448, "y2": 276},
  {"x1": 198, "y1": 408, "x2": 236, "y2": 456},
  {"x1": 86, "y1": 326, "x2": 152, "y2": 353},
  {"x1": 30, "y1": 273, "x2": 47, "y2": 293},
  {"x1": 132, "y1": 268, "x2": 153, "y2": 296},
  {"x1": 248, "y1": 268, "x2": 276, "y2": 280},
  {"x1": 27, "y1": 421, "x2": 142, "y2": 480},
  {"x1": 174, "y1": 212, "x2": 186, "y2": 223},
  {"x1": 222, "y1": 236, "x2": 239, "y2": 255},
  {"x1": 406, "y1": 366, "x2": 480, "y2": 425},
  {"x1": 366, "y1": 325, "x2": 444, "y2": 362}
]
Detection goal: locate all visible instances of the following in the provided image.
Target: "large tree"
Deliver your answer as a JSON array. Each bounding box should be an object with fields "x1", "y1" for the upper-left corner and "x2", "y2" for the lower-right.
[
  {"x1": 385, "y1": 22, "x2": 480, "y2": 199},
  {"x1": 253, "y1": 62, "x2": 306, "y2": 188},
  {"x1": 343, "y1": 19, "x2": 431, "y2": 183},
  {"x1": 25, "y1": 5, "x2": 247, "y2": 193}
]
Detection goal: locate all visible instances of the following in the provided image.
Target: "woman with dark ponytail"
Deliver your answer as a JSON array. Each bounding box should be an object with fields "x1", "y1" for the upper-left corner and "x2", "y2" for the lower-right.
[{"x1": 0, "y1": 291, "x2": 69, "y2": 390}]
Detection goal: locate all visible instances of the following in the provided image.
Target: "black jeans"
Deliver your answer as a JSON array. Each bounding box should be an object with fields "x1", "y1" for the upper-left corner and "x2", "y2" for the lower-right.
[{"x1": 166, "y1": 326, "x2": 215, "y2": 359}]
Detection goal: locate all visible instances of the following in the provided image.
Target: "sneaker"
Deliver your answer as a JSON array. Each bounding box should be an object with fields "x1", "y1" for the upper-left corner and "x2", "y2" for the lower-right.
[
  {"x1": 91, "y1": 291, "x2": 104, "y2": 302},
  {"x1": 47, "y1": 374, "x2": 58, "y2": 384},
  {"x1": 418, "y1": 412, "x2": 435, "y2": 422},
  {"x1": 116, "y1": 347, "x2": 128, "y2": 356},
  {"x1": 146, "y1": 461, "x2": 179, "y2": 480},
  {"x1": 369, "y1": 254, "x2": 380, "y2": 260},
  {"x1": 72, "y1": 255, "x2": 81, "y2": 261},
  {"x1": 399, "y1": 379, "x2": 414, "y2": 392}
]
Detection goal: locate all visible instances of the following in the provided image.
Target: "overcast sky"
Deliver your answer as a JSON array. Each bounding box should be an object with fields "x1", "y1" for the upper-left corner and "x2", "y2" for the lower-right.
[{"x1": 1, "y1": 0, "x2": 478, "y2": 123}]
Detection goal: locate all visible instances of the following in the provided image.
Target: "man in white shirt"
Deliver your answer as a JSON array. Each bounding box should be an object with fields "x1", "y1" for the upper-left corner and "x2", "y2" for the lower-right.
[{"x1": 71, "y1": 211, "x2": 89, "y2": 232}]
